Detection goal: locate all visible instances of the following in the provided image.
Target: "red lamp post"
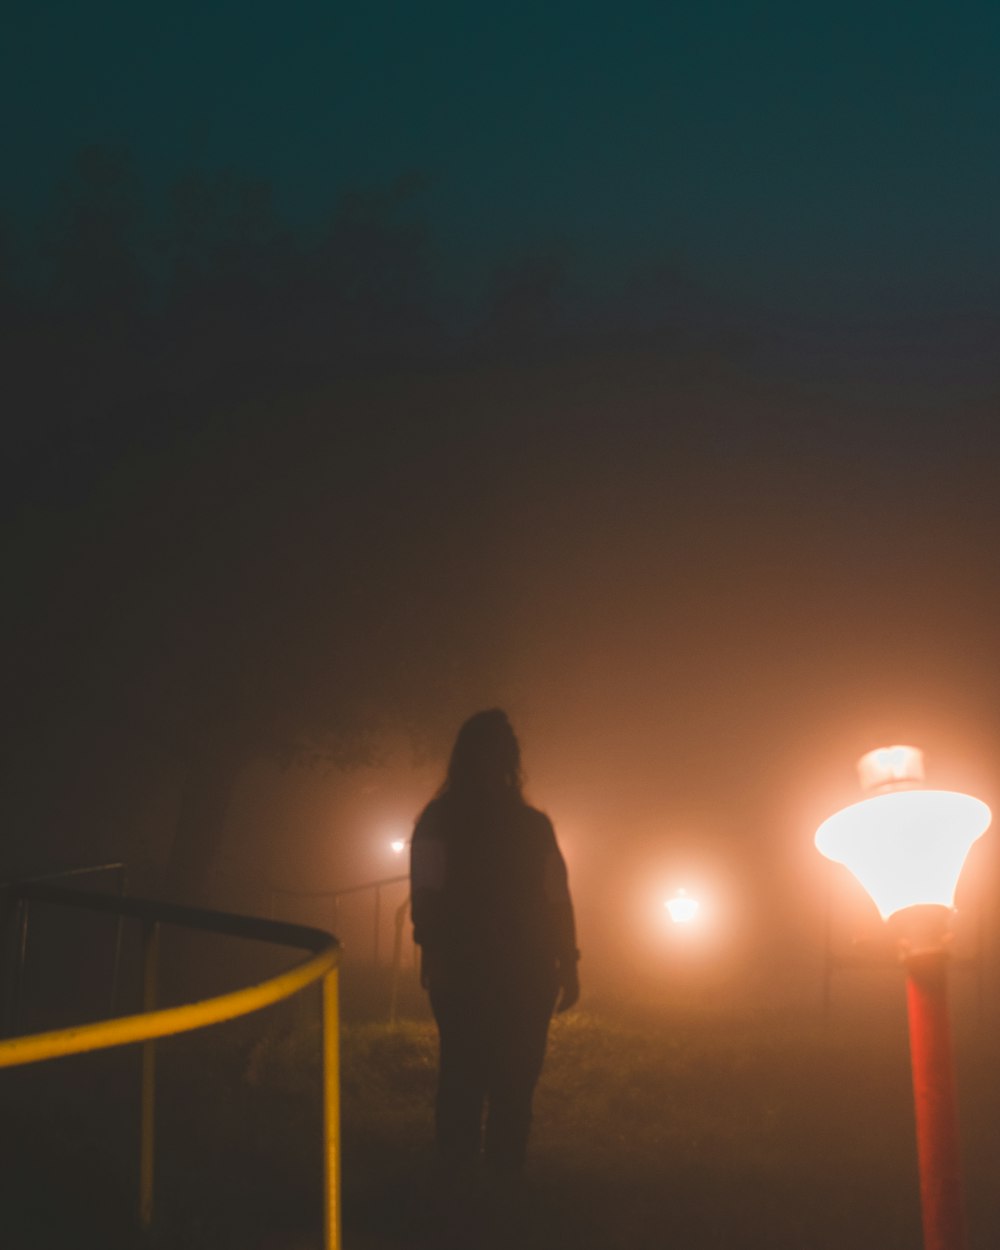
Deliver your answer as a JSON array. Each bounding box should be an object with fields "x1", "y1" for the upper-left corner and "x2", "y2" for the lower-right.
[{"x1": 815, "y1": 745, "x2": 991, "y2": 1250}]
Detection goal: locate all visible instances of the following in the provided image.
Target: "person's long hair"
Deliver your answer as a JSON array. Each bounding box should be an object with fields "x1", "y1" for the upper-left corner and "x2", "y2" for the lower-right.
[{"x1": 438, "y1": 708, "x2": 524, "y2": 804}]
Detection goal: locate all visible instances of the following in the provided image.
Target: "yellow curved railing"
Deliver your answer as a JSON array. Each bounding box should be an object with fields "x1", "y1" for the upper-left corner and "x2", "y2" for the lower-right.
[{"x1": 0, "y1": 879, "x2": 342, "y2": 1249}]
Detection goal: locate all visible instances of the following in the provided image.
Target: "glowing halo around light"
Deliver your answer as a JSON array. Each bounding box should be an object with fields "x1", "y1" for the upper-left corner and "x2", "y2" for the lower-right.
[
  {"x1": 389, "y1": 838, "x2": 407, "y2": 855},
  {"x1": 665, "y1": 888, "x2": 700, "y2": 925},
  {"x1": 856, "y1": 744, "x2": 925, "y2": 792},
  {"x1": 815, "y1": 788, "x2": 991, "y2": 920}
]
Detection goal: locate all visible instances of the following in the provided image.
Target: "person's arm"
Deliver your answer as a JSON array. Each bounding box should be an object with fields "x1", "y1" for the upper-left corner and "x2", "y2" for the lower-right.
[
  {"x1": 542, "y1": 823, "x2": 580, "y2": 1012},
  {"x1": 410, "y1": 808, "x2": 447, "y2": 988}
]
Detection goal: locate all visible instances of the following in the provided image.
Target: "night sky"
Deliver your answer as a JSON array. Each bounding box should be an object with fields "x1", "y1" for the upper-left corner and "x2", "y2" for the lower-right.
[
  {"x1": 4, "y1": 0, "x2": 1000, "y2": 996},
  {"x1": 7, "y1": 1, "x2": 1000, "y2": 317}
]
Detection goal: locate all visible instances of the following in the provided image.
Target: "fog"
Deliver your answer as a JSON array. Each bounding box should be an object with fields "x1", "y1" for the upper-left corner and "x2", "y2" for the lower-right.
[
  {"x1": 7, "y1": 348, "x2": 990, "y2": 1018},
  {"x1": 3, "y1": 151, "x2": 1000, "y2": 1022}
]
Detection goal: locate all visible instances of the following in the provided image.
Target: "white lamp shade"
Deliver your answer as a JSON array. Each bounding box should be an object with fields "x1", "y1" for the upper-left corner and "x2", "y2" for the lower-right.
[{"x1": 815, "y1": 789, "x2": 991, "y2": 920}]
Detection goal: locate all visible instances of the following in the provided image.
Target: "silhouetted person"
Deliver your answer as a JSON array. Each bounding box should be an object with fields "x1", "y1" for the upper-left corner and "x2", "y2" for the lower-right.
[{"x1": 410, "y1": 708, "x2": 579, "y2": 1178}]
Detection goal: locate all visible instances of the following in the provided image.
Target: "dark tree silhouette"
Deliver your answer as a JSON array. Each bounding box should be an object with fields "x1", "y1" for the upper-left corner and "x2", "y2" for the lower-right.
[
  {"x1": 44, "y1": 145, "x2": 147, "y2": 321},
  {"x1": 309, "y1": 172, "x2": 440, "y2": 364},
  {"x1": 0, "y1": 150, "x2": 466, "y2": 899},
  {"x1": 160, "y1": 166, "x2": 294, "y2": 393},
  {"x1": 484, "y1": 248, "x2": 572, "y2": 354},
  {"x1": 0, "y1": 144, "x2": 769, "y2": 905}
]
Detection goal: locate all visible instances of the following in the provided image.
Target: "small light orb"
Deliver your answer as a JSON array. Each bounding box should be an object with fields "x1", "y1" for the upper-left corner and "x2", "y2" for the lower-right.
[
  {"x1": 665, "y1": 888, "x2": 700, "y2": 924},
  {"x1": 390, "y1": 838, "x2": 407, "y2": 855},
  {"x1": 857, "y1": 745, "x2": 925, "y2": 793}
]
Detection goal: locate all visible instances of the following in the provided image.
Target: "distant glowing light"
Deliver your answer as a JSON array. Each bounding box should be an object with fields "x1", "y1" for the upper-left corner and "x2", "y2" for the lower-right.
[
  {"x1": 857, "y1": 744, "x2": 925, "y2": 793},
  {"x1": 815, "y1": 747, "x2": 991, "y2": 920},
  {"x1": 665, "y1": 888, "x2": 700, "y2": 924},
  {"x1": 390, "y1": 838, "x2": 407, "y2": 855}
]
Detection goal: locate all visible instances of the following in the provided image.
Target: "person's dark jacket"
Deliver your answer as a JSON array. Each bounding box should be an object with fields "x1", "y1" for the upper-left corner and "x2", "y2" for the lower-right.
[{"x1": 410, "y1": 793, "x2": 578, "y2": 996}]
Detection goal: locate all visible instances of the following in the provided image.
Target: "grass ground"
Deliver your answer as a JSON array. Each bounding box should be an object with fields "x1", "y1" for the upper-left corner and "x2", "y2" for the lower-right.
[
  {"x1": 330, "y1": 1003, "x2": 1000, "y2": 1250},
  {"x1": 3, "y1": 978, "x2": 999, "y2": 1249}
]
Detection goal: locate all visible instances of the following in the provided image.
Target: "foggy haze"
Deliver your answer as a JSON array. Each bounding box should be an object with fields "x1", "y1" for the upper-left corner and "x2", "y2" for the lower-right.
[{"x1": 3, "y1": 2, "x2": 1000, "y2": 1020}]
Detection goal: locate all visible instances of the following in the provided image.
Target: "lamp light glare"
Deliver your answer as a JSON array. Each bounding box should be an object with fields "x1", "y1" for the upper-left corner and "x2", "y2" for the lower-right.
[
  {"x1": 390, "y1": 838, "x2": 407, "y2": 855},
  {"x1": 816, "y1": 787, "x2": 991, "y2": 920},
  {"x1": 665, "y1": 888, "x2": 700, "y2": 925},
  {"x1": 857, "y1": 744, "x2": 925, "y2": 792}
]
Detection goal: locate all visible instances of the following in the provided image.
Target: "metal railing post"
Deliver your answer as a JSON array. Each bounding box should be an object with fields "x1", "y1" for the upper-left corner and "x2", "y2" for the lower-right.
[
  {"x1": 10, "y1": 899, "x2": 29, "y2": 1036},
  {"x1": 139, "y1": 919, "x2": 160, "y2": 1231},
  {"x1": 373, "y1": 884, "x2": 381, "y2": 967},
  {"x1": 109, "y1": 866, "x2": 127, "y2": 1016},
  {"x1": 321, "y1": 967, "x2": 342, "y2": 1250},
  {"x1": 0, "y1": 879, "x2": 341, "y2": 1244},
  {"x1": 388, "y1": 896, "x2": 409, "y2": 1027},
  {"x1": 0, "y1": 889, "x2": 15, "y2": 1036},
  {"x1": 0, "y1": 900, "x2": 11, "y2": 1036}
]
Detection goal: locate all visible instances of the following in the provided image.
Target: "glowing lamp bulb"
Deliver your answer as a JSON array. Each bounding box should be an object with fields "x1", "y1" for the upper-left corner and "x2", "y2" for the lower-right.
[
  {"x1": 857, "y1": 744, "x2": 925, "y2": 792},
  {"x1": 815, "y1": 747, "x2": 991, "y2": 920},
  {"x1": 665, "y1": 889, "x2": 699, "y2": 924},
  {"x1": 390, "y1": 838, "x2": 407, "y2": 855}
]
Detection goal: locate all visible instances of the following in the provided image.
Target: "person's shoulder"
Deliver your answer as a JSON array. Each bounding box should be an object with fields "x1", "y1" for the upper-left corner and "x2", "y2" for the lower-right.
[
  {"x1": 522, "y1": 804, "x2": 556, "y2": 840},
  {"x1": 413, "y1": 796, "x2": 447, "y2": 837}
]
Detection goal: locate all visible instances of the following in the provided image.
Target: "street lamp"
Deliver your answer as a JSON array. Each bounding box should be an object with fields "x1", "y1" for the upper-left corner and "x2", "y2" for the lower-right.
[{"x1": 815, "y1": 745, "x2": 991, "y2": 1250}]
